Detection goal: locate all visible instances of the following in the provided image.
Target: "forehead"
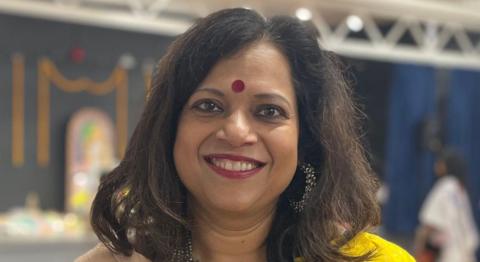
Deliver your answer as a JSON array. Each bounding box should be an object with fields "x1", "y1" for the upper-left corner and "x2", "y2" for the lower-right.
[{"x1": 200, "y1": 41, "x2": 294, "y2": 96}]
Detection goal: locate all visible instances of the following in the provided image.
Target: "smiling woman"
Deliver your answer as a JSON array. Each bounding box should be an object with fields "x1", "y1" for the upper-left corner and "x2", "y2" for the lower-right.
[
  {"x1": 174, "y1": 42, "x2": 299, "y2": 220},
  {"x1": 76, "y1": 8, "x2": 414, "y2": 262}
]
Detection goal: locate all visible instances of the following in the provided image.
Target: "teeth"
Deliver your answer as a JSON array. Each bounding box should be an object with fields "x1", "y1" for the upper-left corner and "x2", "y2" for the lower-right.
[
  {"x1": 241, "y1": 162, "x2": 246, "y2": 170},
  {"x1": 233, "y1": 162, "x2": 241, "y2": 171},
  {"x1": 211, "y1": 158, "x2": 259, "y2": 171}
]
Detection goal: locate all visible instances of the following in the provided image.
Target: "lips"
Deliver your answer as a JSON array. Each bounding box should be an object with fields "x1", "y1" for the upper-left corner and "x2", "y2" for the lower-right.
[{"x1": 204, "y1": 154, "x2": 266, "y2": 179}]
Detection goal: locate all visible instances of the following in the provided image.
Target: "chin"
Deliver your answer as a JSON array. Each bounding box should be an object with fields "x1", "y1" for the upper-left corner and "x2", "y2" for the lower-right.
[{"x1": 207, "y1": 195, "x2": 260, "y2": 214}]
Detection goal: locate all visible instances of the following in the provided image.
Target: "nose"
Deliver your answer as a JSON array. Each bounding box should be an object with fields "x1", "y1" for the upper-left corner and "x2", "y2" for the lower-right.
[{"x1": 215, "y1": 111, "x2": 258, "y2": 147}]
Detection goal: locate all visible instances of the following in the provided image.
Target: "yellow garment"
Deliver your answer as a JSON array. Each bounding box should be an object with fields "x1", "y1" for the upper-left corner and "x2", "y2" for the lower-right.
[{"x1": 294, "y1": 232, "x2": 415, "y2": 262}]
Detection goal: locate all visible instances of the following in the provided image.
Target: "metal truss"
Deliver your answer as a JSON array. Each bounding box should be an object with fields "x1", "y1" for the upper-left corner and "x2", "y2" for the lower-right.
[
  {"x1": 312, "y1": 0, "x2": 480, "y2": 69},
  {"x1": 0, "y1": 0, "x2": 479, "y2": 69}
]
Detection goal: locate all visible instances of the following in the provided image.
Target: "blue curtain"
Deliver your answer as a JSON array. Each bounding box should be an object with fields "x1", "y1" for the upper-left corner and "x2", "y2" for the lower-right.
[
  {"x1": 383, "y1": 64, "x2": 436, "y2": 234},
  {"x1": 446, "y1": 69, "x2": 480, "y2": 225}
]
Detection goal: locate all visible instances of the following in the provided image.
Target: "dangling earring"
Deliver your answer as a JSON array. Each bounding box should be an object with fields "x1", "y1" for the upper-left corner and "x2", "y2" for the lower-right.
[{"x1": 289, "y1": 163, "x2": 318, "y2": 213}]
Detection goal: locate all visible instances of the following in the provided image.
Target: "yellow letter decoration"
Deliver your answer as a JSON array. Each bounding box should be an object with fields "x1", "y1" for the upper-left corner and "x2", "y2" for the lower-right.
[
  {"x1": 12, "y1": 54, "x2": 25, "y2": 167},
  {"x1": 37, "y1": 58, "x2": 128, "y2": 167}
]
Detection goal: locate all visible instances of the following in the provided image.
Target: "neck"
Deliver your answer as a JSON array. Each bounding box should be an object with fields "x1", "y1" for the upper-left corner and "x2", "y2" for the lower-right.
[{"x1": 188, "y1": 197, "x2": 276, "y2": 262}]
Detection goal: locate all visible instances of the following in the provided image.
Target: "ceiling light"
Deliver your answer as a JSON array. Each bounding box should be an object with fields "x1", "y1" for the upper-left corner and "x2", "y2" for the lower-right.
[
  {"x1": 295, "y1": 8, "x2": 312, "y2": 21},
  {"x1": 346, "y1": 15, "x2": 364, "y2": 32}
]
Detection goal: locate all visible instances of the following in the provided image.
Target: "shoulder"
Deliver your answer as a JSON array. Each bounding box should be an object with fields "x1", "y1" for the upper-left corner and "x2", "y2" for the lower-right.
[
  {"x1": 342, "y1": 232, "x2": 415, "y2": 262},
  {"x1": 422, "y1": 177, "x2": 458, "y2": 205},
  {"x1": 75, "y1": 244, "x2": 118, "y2": 262},
  {"x1": 74, "y1": 243, "x2": 150, "y2": 262},
  {"x1": 432, "y1": 176, "x2": 458, "y2": 193}
]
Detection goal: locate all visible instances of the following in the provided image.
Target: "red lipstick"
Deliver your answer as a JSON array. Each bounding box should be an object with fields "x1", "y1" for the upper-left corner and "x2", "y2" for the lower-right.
[{"x1": 204, "y1": 154, "x2": 265, "y2": 179}]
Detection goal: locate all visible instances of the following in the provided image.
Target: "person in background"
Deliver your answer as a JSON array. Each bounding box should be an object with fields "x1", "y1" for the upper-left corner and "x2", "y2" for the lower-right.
[
  {"x1": 76, "y1": 8, "x2": 414, "y2": 262},
  {"x1": 415, "y1": 149, "x2": 479, "y2": 262}
]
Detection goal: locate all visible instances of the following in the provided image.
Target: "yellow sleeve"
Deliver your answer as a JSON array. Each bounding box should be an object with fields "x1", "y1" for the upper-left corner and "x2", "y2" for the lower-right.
[{"x1": 341, "y1": 232, "x2": 415, "y2": 262}]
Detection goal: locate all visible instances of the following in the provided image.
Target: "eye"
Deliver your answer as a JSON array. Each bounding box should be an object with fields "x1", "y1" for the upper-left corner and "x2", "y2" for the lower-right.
[
  {"x1": 256, "y1": 105, "x2": 288, "y2": 120},
  {"x1": 192, "y1": 99, "x2": 223, "y2": 113}
]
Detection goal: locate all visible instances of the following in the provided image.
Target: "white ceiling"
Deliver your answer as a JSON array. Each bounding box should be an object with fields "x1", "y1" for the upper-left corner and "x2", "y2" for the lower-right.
[{"x1": 1, "y1": 0, "x2": 479, "y2": 69}]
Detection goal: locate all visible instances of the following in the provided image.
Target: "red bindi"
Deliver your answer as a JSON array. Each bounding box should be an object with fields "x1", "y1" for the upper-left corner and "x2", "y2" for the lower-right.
[{"x1": 231, "y1": 80, "x2": 245, "y2": 93}]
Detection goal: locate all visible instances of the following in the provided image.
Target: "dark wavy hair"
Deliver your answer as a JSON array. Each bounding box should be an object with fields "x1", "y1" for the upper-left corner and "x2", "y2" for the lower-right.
[{"x1": 90, "y1": 8, "x2": 380, "y2": 262}]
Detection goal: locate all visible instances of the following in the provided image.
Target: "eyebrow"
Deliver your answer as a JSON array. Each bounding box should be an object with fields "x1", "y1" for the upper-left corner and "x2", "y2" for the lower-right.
[
  {"x1": 195, "y1": 87, "x2": 293, "y2": 108},
  {"x1": 194, "y1": 87, "x2": 225, "y2": 97},
  {"x1": 254, "y1": 93, "x2": 293, "y2": 109}
]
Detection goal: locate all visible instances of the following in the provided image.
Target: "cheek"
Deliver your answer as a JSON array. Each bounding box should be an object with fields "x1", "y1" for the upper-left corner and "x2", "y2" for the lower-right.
[
  {"x1": 173, "y1": 115, "x2": 216, "y2": 191},
  {"x1": 266, "y1": 127, "x2": 299, "y2": 191},
  {"x1": 173, "y1": 117, "x2": 199, "y2": 183}
]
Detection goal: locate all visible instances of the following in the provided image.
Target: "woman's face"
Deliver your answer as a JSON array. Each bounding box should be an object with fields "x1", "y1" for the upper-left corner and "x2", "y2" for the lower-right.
[{"x1": 174, "y1": 41, "x2": 299, "y2": 214}]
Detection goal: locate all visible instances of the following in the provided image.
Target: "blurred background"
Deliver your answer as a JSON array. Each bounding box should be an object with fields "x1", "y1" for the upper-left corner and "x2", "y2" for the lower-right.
[{"x1": 0, "y1": 0, "x2": 479, "y2": 261}]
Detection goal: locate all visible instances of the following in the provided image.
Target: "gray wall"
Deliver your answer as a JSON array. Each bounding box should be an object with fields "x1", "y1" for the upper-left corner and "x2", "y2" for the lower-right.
[{"x1": 0, "y1": 13, "x2": 173, "y2": 212}]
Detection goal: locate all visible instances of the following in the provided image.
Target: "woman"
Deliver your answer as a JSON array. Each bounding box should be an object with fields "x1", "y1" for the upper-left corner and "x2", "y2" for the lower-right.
[
  {"x1": 76, "y1": 8, "x2": 413, "y2": 262},
  {"x1": 414, "y1": 149, "x2": 478, "y2": 262}
]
